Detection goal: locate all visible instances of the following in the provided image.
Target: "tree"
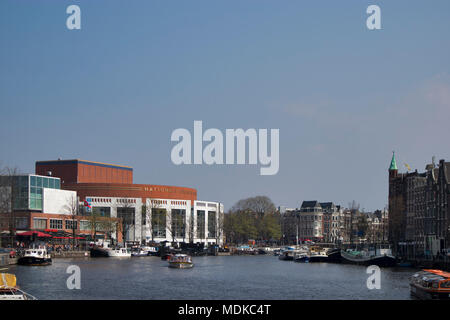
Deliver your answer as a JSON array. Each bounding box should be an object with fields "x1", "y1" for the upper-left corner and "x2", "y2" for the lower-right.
[
  {"x1": 63, "y1": 194, "x2": 79, "y2": 250},
  {"x1": 117, "y1": 201, "x2": 135, "y2": 244}
]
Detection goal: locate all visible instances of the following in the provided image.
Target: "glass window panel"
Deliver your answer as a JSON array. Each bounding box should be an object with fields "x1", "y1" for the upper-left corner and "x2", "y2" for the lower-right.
[
  {"x1": 36, "y1": 199, "x2": 42, "y2": 210},
  {"x1": 36, "y1": 188, "x2": 42, "y2": 199},
  {"x1": 43, "y1": 178, "x2": 49, "y2": 188},
  {"x1": 30, "y1": 187, "x2": 37, "y2": 197},
  {"x1": 36, "y1": 176, "x2": 42, "y2": 187},
  {"x1": 30, "y1": 176, "x2": 37, "y2": 186},
  {"x1": 54, "y1": 179, "x2": 60, "y2": 189},
  {"x1": 48, "y1": 178, "x2": 54, "y2": 189},
  {"x1": 30, "y1": 197, "x2": 36, "y2": 209}
]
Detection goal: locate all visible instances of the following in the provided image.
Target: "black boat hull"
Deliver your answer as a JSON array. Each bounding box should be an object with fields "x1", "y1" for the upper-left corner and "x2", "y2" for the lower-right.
[
  {"x1": 17, "y1": 257, "x2": 52, "y2": 266},
  {"x1": 341, "y1": 253, "x2": 397, "y2": 267},
  {"x1": 309, "y1": 256, "x2": 328, "y2": 263},
  {"x1": 90, "y1": 247, "x2": 109, "y2": 257},
  {"x1": 326, "y1": 249, "x2": 342, "y2": 263}
]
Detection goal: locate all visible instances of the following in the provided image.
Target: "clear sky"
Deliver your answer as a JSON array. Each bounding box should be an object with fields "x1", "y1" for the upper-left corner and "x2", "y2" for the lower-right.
[{"x1": 1, "y1": 0, "x2": 449, "y2": 211}]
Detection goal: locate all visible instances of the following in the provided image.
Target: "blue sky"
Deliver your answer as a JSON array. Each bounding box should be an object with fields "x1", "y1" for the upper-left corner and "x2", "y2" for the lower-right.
[{"x1": 1, "y1": 0, "x2": 450, "y2": 211}]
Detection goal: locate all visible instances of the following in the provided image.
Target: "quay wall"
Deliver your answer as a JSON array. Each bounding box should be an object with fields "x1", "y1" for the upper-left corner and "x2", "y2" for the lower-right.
[
  {"x1": 51, "y1": 251, "x2": 89, "y2": 258},
  {"x1": 0, "y1": 253, "x2": 17, "y2": 266}
]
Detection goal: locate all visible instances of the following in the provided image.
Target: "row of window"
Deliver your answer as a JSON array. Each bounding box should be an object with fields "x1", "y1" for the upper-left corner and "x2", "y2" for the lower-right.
[{"x1": 33, "y1": 218, "x2": 79, "y2": 230}]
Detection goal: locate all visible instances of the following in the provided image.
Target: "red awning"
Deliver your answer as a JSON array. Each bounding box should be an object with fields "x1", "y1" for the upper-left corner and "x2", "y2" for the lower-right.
[{"x1": 17, "y1": 231, "x2": 52, "y2": 238}]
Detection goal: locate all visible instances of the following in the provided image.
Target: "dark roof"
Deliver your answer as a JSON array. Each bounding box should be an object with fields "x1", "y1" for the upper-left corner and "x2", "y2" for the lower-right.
[
  {"x1": 319, "y1": 202, "x2": 335, "y2": 210},
  {"x1": 300, "y1": 201, "x2": 321, "y2": 209}
]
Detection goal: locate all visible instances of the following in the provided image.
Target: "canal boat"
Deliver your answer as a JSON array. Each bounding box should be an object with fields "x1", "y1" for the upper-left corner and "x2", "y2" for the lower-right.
[
  {"x1": 168, "y1": 254, "x2": 194, "y2": 269},
  {"x1": 107, "y1": 247, "x2": 131, "y2": 257},
  {"x1": 278, "y1": 247, "x2": 296, "y2": 261},
  {"x1": 0, "y1": 273, "x2": 37, "y2": 300},
  {"x1": 294, "y1": 252, "x2": 310, "y2": 263},
  {"x1": 340, "y1": 248, "x2": 396, "y2": 267},
  {"x1": 17, "y1": 247, "x2": 52, "y2": 266},
  {"x1": 90, "y1": 245, "x2": 110, "y2": 257},
  {"x1": 410, "y1": 269, "x2": 450, "y2": 300},
  {"x1": 142, "y1": 246, "x2": 159, "y2": 256},
  {"x1": 326, "y1": 248, "x2": 342, "y2": 263},
  {"x1": 131, "y1": 248, "x2": 149, "y2": 257},
  {"x1": 309, "y1": 246, "x2": 328, "y2": 263}
]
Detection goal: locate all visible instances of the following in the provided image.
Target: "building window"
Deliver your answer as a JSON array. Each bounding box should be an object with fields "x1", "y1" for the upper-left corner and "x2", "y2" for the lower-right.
[
  {"x1": 33, "y1": 218, "x2": 47, "y2": 230},
  {"x1": 152, "y1": 208, "x2": 166, "y2": 238},
  {"x1": 80, "y1": 220, "x2": 90, "y2": 231},
  {"x1": 15, "y1": 217, "x2": 29, "y2": 229},
  {"x1": 197, "y1": 210, "x2": 205, "y2": 239},
  {"x1": 208, "y1": 211, "x2": 216, "y2": 238},
  {"x1": 171, "y1": 209, "x2": 186, "y2": 239},
  {"x1": 92, "y1": 207, "x2": 111, "y2": 217},
  {"x1": 50, "y1": 219, "x2": 63, "y2": 230},
  {"x1": 65, "y1": 220, "x2": 78, "y2": 230}
]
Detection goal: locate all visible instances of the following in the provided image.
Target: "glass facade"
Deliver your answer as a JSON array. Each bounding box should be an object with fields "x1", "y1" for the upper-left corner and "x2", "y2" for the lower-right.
[
  {"x1": 152, "y1": 208, "x2": 166, "y2": 237},
  {"x1": 11, "y1": 174, "x2": 61, "y2": 211},
  {"x1": 208, "y1": 211, "x2": 216, "y2": 238},
  {"x1": 171, "y1": 209, "x2": 185, "y2": 238},
  {"x1": 197, "y1": 210, "x2": 205, "y2": 239}
]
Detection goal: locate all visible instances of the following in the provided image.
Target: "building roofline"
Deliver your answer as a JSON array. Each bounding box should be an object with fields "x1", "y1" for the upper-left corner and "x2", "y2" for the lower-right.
[{"x1": 36, "y1": 159, "x2": 133, "y2": 171}]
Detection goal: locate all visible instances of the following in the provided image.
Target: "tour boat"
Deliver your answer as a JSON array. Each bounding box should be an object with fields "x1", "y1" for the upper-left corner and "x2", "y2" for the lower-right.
[
  {"x1": 17, "y1": 247, "x2": 52, "y2": 266},
  {"x1": 294, "y1": 252, "x2": 310, "y2": 263},
  {"x1": 107, "y1": 247, "x2": 131, "y2": 257},
  {"x1": 168, "y1": 254, "x2": 194, "y2": 269},
  {"x1": 0, "y1": 273, "x2": 37, "y2": 300},
  {"x1": 340, "y1": 248, "x2": 396, "y2": 267},
  {"x1": 410, "y1": 269, "x2": 450, "y2": 300}
]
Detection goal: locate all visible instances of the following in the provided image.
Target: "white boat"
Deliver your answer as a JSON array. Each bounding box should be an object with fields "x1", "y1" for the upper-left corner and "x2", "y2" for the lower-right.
[
  {"x1": 131, "y1": 249, "x2": 148, "y2": 257},
  {"x1": 168, "y1": 254, "x2": 193, "y2": 269},
  {"x1": 107, "y1": 247, "x2": 131, "y2": 257},
  {"x1": 0, "y1": 273, "x2": 37, "y2": 300},
  {"x1": 17, "y1": 247, "x2": 52, "y2": 266}
]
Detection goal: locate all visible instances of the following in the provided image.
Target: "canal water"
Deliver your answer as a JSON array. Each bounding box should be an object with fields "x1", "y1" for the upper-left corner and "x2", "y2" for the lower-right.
[{"x1": 8, "y1": 255, "x2": 416, "y2": 300}]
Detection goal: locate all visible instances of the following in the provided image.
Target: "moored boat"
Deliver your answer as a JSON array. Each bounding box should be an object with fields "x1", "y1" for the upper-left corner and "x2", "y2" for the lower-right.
[
  {"x1": 0, "y1": 273, "x2": 37, "y2": 300},
  {"x1": 294, "y1": 252, "x2": 310, "y2": 263},
  {"x1": 17, "y1": 247, "x2": 52, "y2": 266},
  {"x1": 168, "y1": 254, "x2": 193, "y2": 269},
  {"x1": 278, "y1": 247, "x2": 296, "y2": 261},
  {"x1": 326, "y1": 248, "x2": 342, "y2": 263},
  {"x1": 340, "y1": 248, "x2": 396, "y2": 267},
  {"x1": 107, "y1": 247, "x2": 131, "y2": 257},
  {"x1": 309, "y1": 246, "x2": 328, "y2": 263},
  {"x1": 410, "y1": 269, "x2": 450, "y2": 300}
]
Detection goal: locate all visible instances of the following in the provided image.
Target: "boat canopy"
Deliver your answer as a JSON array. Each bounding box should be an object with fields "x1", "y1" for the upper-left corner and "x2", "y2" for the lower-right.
[{"x1": 0, "y1": 273, "x2": 17, "y2": 289}]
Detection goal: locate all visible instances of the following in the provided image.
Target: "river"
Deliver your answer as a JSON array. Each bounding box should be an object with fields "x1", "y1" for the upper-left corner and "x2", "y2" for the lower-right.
[{"x1": 8, "y1": 255, "x2": 416, "y2": 300}]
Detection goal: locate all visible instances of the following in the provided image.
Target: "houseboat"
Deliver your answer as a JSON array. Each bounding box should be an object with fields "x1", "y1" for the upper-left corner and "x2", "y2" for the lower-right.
[
  {"x1": 17, "y1": 247, "x2": 52, "y2": 266},
  {"x1": 278, "y1": 247, "x2": 296, "y2": 261},
  {"x1": 168, "y1": 254, "x2": 194, "y2": 269},
  {"x1": 410, "y1": 269, "x2": 450, "y2": 300},
  {"x1": 340, "y1": 248, "x2": 396, "y2": 267}
]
